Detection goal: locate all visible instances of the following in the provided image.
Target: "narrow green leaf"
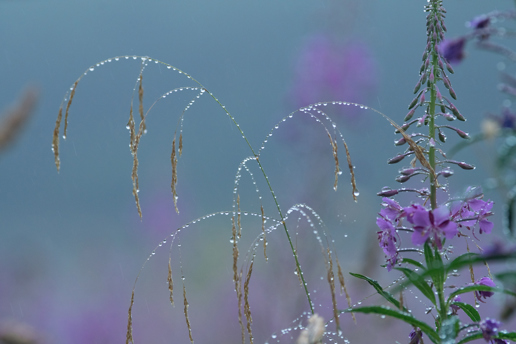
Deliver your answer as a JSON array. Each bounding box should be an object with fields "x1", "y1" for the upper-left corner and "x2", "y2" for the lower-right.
[
  {"x1": 445, "y1": 251, "x2": 516, "y2": 274},
  {"x1": 340, "y1": 306, "x2": 439, "y2": 344},
  {"x1": 448, "y1": 285, "x2": 516, "y2": 303},
  {"x1": 395, "y1": 267, "x2": 436, "y2": 305},
  {"x1": 444, "y1": 252, "x2": 478, "y2": 274},
  {"x1": 457, "y1": 332, "x2": 483, "y2": 344},
  {"x1": 349, "y1": 272, "x2": 403, "y2": 309},
  {"x1": 451, "y1": 302, "x2": 480, "y2": 322},
  {"x1": 498, "y1": 331, "x2": 516, "y2": 340},
  {"x1": 394, "y1": 250, "x2": 516, "y2": 295},
  {"x1": 401, "y1": 258, "x2": 426, "y2": 270},
  {"x1": 494, "y1": 271, "x2": 516, "y2": 284},
  {"x1": 433, "y1": 246, "x2": 445, "y2": 287},
  {"x1": 424, "y1": 241, "x2": 434, "y2": 267}
]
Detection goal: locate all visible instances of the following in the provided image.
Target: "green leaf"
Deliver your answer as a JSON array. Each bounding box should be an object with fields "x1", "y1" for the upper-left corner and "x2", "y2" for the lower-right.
[
  {"x1": 498, "y1": 331, "x2": 516, "y2": 341},
  {"x1": 424, "y1": 241, "x2": 434, "y2": 267},
  {"x1": 440, "y1": 316, "x2": 460, "y2": 344},
  {"x1": 494, "y1": 271, "x2": 516, "y2": 284},
  {"x1": 340, "y1": 306, "x2": 439, "y2": 344},
  {"x1": 401, "y1": 258, "x2": 426, "y2": 271},
  {"x1": 444, "y1": 252, "x2": 478, "y2": 274},
  {"x1": 445, "y1": 251, "x2": 516, "y2": 274},
  {"x1": 456, "y1": 332, "x2": 483, "y2": 344},
  {"x1": 393, "y1": 250, "x2": 516, "y2": 295},
  {"x1": 424, "y1": 245, "x2": 445, "y2": 294},
  {"x1": 395, "y1": 267, "x2": 436, "y2": 305},
  {"x1": 451, "y1": 302, "x2": 480, "y2": 322},
  {"x1": 349, "y1": 272, "x2": 404, "y2": 310},
  {"x1": 448, "y1": 285, "x2": 516, "y2": 303}
]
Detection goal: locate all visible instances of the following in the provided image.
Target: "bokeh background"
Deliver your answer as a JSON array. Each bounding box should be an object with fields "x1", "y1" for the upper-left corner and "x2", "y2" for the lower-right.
[{"x1": 1, "y1": 0, "x2": 515, "y2": 343}]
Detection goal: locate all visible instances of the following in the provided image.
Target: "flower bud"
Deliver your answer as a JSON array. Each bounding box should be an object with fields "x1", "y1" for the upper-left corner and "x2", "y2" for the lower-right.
[
  {"x1": 388, "y1": 154, "x2": 407, "y2": 164},
  {"x1": 442, "y1": 112, "x2": 455, "y2": 121},
  {"x1": 443, "y1": 76, "x2": 451, "y2": 89},
  {"x1": 446, "y1": 61, "x2": 454, "y2": 74},
  {"x1": 449, "y1": 87, "x2": 457, "y2": 100},
  {"x1": 413, "y1": 80, "x2": 422, "y2": 94},
  {"x1": 438, "y1": 130, "x2": 446, "y2": 142},
  {"x1": 449, "y1": 104, "x2": 465, "y2": 121},
  {"x1": 405, "y1": 108, "x2": 416, "y2": 122},
  {"x1": 419, "y1": 92, "x2": 426, "y2": 106},
  {"x1": 458, "y1": 162, "x2": 475, "y2": 170},
  {"x1": 377, "y1": 188, "x2": 399, "y2": 197},
  {"x1": 439, "y1": 168, "x2": 454, "y2": 177},
  {"x1": 394, "y1": 137, "x2": 406, "y2": 146},
  {"x1": 409, "y1": 90, "x2": 424, "y2": 110},
  {"x1": 396, "y1": 174, "x2": 411, "y2": 183},
  {"x1": 436, "y1": 87, "x2": 442, "y2": 102}
]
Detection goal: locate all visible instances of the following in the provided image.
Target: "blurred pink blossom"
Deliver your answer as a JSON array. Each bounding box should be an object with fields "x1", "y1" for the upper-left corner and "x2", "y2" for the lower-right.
[{"x1": 289, "y1": 34, "x2": 377, "y2": 120}]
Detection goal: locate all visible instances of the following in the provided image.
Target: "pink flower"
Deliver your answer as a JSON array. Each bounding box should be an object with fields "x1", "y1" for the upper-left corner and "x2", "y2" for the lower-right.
[{"x1": 405, "y1": 205, "x2": 458, "y2": 248}]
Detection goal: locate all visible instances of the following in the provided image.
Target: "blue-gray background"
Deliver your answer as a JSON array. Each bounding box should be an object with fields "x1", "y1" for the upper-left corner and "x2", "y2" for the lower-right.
[{"x1": 0, "y1": 1, "x2": 513, "y2": 343}]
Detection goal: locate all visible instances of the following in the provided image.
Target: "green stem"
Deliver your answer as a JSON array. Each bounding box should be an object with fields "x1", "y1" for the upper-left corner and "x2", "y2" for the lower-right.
[
  {"x1": 429, "y1": 0, "x2": 446, "y2": 329},
  {"x1": 429, "y1": 54, "x2": 438, "y2": 211}
]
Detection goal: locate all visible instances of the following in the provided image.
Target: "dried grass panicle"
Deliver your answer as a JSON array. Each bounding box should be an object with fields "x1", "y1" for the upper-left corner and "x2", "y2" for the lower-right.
[
  {"x1": 126, "y1": 290, "x2": 134, "y2": 344},
  {"x1": 183, "y1": 282, "x2": 194, "y2": 343},
  {"x1": 327, "y1": 132, "x2": 341, "y2": 192},
  {"x1": 261, "y1": 205, "x2": 267, "y2": 260},
  {"x1": 326, "y1": 249, "x2": 340, "y2": 332},
  {"x1": 343, "y1": 141, "x2": 358, "y2": 201},
  {"x1": 244, "y1": 262, "x2": 254, "y2": 344},
  {"x1": 178, "y1": 133, "x2": 183, "y2": 156},
  {"x1": 131, "y1": 142, "x2": 142, "y2": 218},
  {"x1": 171, "y1": 137, "x2": 179, "y2": 213},
  {"x1": 0, "y1": 86, "x2": 38, "y2": 151},
  {"x1": 336, "y1": 258, "x2": 355, "y2": 323},
  {"x1": 168, "y1": 258, "x2": 174, "y2": 306},
  {"x1": 63, "y1": 80, "x2": 78, "y2": 139},
  {"x1": 53, "y1": 106, "x2": 62, "y2": 171},
  {"x1": 138, "y1": 73, "x2": 146, "y2": 133},
  {"x1": 127, "y1": 105, "x2": 136, "y2": 154},
  {"x1": 231, "y1": 216, "x2": 245, "y2": 343}
]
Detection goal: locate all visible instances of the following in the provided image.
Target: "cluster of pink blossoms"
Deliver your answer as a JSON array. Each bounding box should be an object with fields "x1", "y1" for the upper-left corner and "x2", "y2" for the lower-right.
[{"x1": 376, "y1": 190, "x2": 493, "y2": 270}]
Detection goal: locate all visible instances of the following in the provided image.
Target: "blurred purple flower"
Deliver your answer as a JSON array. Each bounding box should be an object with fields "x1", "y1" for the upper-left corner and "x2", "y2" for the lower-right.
[
  {"x1": 290, "y1": 34, "x2": 376, "y2": 118},
  {"x1": 438, "y1": 37, "x2": 467, "y2": 65},
  {"x1": 405, "y1": 205, "x2": 458, "y2": 248},
  {"x1": 469, "y1": 14, "x2": 490, "y2": 30},
  {"x1": 408, "y1": 329, "x2": 423, "y2": 344},
  {"x1": 468, "y1": 14, "x2": 491, "y2": 41},
  {"x1": 479, "y1": 318, "x2": 501, "y2": 342},
  {"x1": 468, "y1": 199, "x2": 494, "y2": 235},
  {"x1": 475, "y1": 277, "x2": 496, "y2": 302},
  {"x1": 482, "y1": 239, "x2": 516, "y2": 257},
  {"x1": 450, "y1": 295, "x2": 461, "y2": 314},
  {"x1": 499, "y1": 107, "x2": 516, "y2": 130},
  {"x1": 450, "y1": 188, "x2": 494, "y2": 239},
  {"x1": 379, "y1": 197, "x2": 403, "y2": 224}
]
